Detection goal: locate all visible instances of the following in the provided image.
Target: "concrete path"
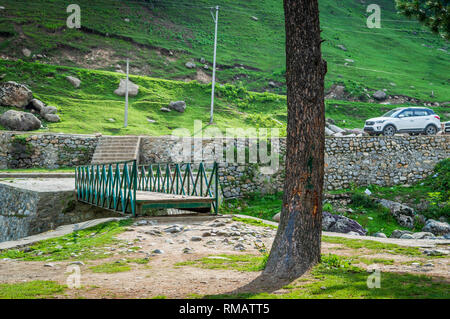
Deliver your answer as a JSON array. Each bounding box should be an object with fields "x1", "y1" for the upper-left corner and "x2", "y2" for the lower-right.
[
  {"x1": 0, "y1": 177, "x2": 75, "y2": 192},
  {"x1": 0, "y1": 217, "x2": 126, "y2": 251},
  {"x1": 0, "y1": 173, "x2": 75, "y2": 179}
]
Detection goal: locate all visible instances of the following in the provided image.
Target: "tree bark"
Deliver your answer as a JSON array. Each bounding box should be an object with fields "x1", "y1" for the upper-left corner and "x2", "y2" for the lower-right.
[{"x1": 263, "y1": 0, "x2": 327, "y2": 280}]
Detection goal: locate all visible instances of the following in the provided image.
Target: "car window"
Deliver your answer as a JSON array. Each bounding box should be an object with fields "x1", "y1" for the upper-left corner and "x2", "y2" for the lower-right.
[
  {"x1": 414, "y1": 110, "x2": 428, "y2": 117},
  {"x1": 398, "y1": 110, "x2": 413, "y2": 118}
]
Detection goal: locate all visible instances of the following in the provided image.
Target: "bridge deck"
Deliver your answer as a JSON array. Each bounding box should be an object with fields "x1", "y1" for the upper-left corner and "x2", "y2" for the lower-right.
[{"x1": 135, "y1": 191, "x2": 215, "y2": 214}]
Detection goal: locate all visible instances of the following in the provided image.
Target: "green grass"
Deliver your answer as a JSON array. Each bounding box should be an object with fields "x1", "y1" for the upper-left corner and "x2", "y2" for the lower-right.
[
  {"x1": 0, "y1": 60, "x2": 449, "y2": 136},
  {"x1": 322, "y1": 236, "x2": 423, "y2": 256},
  {"x1": 0, "y1": 219, "x2": 133, "y2": 261},
  {"x1": 0, "y1": 280, "x2": 65, "y2": 299},
  {"x1": 1, "y1": 0, "x2": 449, "y2": 101},
  {"x1": 175, "y1": 254, "x2": 268, "y2": 272},
  {"x1": 203, "y1": 255, "x2": 449, "y2": 299},
  {"x1": 231, "y1": 216, "x2": 277, "y2": 229},
  {"x1": 356, "y1": 257, "x2": 395, "y2": 265},
  {"x1": 222, "y1": 192, "x2": 283, "y2": 221}
]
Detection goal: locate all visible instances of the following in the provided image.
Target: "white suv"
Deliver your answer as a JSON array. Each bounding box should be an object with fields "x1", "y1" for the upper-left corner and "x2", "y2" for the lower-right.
[{"x1": 364, "y1": 107, "x2": 441, "y2": 136}]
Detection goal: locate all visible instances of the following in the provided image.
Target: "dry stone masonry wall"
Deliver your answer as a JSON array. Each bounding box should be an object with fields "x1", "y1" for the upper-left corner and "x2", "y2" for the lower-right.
[
  {"x1": 0, "y1": 132, "x2": 98, "y2": 169},
  {"x1": 0, "y1": 132, "x2": 448, "y2": 197}
]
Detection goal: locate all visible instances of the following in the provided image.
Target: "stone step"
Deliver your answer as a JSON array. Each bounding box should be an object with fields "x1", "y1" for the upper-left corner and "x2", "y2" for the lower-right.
[{"x1": 91, "y1": 136, "x2": 141, "y2": 165}]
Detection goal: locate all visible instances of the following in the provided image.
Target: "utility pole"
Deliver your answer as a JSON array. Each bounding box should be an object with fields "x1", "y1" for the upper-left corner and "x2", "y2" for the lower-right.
[
  {"x1": 124, "y1": 58, "x2": 129, "y2": 128},
  {"x1": 209, "y1": 5, "x2": 219, "y2": 125}
]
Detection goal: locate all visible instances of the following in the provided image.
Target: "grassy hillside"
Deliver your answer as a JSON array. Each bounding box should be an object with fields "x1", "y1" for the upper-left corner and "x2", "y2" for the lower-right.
[
  {"x1": 1, "y1": 60, "x2": 449, "y2": 136},
  {"x1": 0, "y1": 0, "x2": 449, "y2": 101}
]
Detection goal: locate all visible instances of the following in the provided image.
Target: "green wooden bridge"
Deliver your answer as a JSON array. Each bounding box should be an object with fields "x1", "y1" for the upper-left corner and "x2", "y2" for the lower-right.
[{"x1": 75, "y1": 160, "x2": 220, "y2": 216}]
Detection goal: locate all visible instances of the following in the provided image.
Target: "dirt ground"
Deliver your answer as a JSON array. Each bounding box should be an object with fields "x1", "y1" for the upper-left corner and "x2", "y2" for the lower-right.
[{"x1": 0, "y1": 217, "x2": 448, "y2": 298}]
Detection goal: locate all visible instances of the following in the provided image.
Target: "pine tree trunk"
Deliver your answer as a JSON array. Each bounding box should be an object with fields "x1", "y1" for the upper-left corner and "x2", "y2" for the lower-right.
[{"x1": 263, "y1": 0, "x2": 327, "y2": 280}]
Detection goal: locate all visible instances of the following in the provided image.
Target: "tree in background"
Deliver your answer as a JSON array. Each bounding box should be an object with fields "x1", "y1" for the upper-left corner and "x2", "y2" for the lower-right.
[
  {"x1": 396, "y1": 0, "x2": 449, "y2": 39},
  {"x1": 263, "y1": 0, "x2": 327, "y2": 280}
]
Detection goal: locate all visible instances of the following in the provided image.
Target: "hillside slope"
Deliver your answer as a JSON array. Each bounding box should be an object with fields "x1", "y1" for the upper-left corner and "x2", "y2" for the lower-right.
[
  {"x1": 1, "y1": 60, "x2": 448, "y2": 136},
  {"x1": 0, "y1": 0, "x2": 449, "y2": 101}
]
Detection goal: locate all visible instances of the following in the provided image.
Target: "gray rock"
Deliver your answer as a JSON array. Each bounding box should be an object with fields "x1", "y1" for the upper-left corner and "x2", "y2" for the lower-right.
[
  {"x1": 322, "y1": 211, "x2": 366, "y2": 235},
  {"x1": 70, "y1": 261, "x2": 85, "y2": 266},
  {"x1": 337, "y1": 44, "x2": 347, "y2": 51},
  {"x1": 422, "y1": 219, "x2": 450, "y2": 236},
  {"x1": 327, "y1": 124, "x2": 345, "y2": 134},
  {"x1": 200, "y1": 57, "x2": 206, "y2": 64},
  {"x1": 43, "y1": 113, "x2": 61, "y2": 123},
  {"x1": 0, "y1": 81, "x2": 33, "y2": 108},
  {"x1": 234, "y1": 243, "x2": 245, "y2": 251},
  {"x1": 0, "y1": 110, "x2": 41, "y2": 131},
  {"x1": 373, "y1": 90, "x2": 387, "y2": 101},
  {"x1": 190, "y1": 236, "x2": 202, "y2": 242},
  {"x1": 30, "y1": 98, "x2": 45, "y2": 111},
  {"x1": 160, "y1": 107, "x2": 171, "y2": 112},
  {"x1": 164, "y1": 225, "x2": 182, "y2": 233},
  {"x1": 169, "y1": 101, "x2": 186, "y2": 113},
  {"x1": 390, "y1": 230, "x2": 413, "y2": 238},
  {"x1": 185, "y1": 62, "x2": 196, "y2": 69},
  {"x1": 399, "y1": 233, "x2": 414, "y2": 239},
  {"x1": 272, "y1": 212, "x2": 280, "y2": 222},
  {"x1": 423, "y1": 249, "x2": 449, "y2": 256},
  {"x1": 251, "y1": 16, "x2": 258, "y2": 21},
  {"x1": 373, "y1": 232, "x2": 387, "y2": 238},
  {"x1": 152, "y1": 249, "x2": 164, "y2": 254},
  {"x1": 40, "y1": 106, "x2": 57, "y2": 116},
  {"x1": 411, "y1": 232, "x2": 435, "y2": 239},
  {"x1": 377, "y1": 199, "x2": 415, "y2": 229},
  {"x1": 325, "y1": 84, "x2": 346, "y2": 99},
  {"x1": 22, "y1": 48, "x2": 31, "y2": 57},
  {"x1": 325, "y1": 127, "x2": 334, "y2": 136},
  {"x1": 66, "y1": 76, "x2": 81, "y2": 88},
  {"x1": 114, "y1": 79, "x2": 139, "y2": 97}
]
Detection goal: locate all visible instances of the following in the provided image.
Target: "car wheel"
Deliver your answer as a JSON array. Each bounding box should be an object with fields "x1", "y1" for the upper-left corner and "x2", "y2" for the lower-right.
[
  {"x1": 425, "y1": 125, "x2": 437, "y2": 135},
  {"x1": 382, "y1": 125, "x2": 396, "y2": 136}
]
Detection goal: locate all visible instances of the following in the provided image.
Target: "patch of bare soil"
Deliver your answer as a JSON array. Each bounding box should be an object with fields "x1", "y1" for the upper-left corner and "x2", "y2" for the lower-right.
[
  {"x1": 0, "y1": 218, "x2": 448, "y2": 298},
  {"x1": 195, "y1": 69, "x2": 212, "y2": 84}
]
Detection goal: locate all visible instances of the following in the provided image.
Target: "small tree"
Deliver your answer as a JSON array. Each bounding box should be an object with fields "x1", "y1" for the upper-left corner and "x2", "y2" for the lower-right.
[{"x1": 395, "y1": 0, "x2": 449, "y2": 39}]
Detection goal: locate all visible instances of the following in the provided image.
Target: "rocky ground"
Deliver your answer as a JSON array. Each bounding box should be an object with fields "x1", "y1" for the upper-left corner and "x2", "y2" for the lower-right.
[{"x1": 0, "y1": 216, "x2": 448, "y2": 299}]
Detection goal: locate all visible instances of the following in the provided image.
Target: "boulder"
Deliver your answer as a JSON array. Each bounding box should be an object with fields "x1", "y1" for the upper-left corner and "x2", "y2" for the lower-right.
[
  {"x1": 114, "y1": 79, "x2": 139, "y2": 97},
  {"x1": 422, "y1": 219, "x2": 450, "y2": 236},
  {"x1": 66, "y1": 76, "x2": 81, "y2": 88},
  {"x1": 411, "y1": 232, "x2": 435, "y2": 239},
  {"x1": 325, "y1": 84, "x2": 346, "y2": 99},
  {"x1": 322, "y1": 211, "x2": 366, "y2": 235},
  {"x1": 0, "y1": 81, "x2": 33, "y2": 108},
  {"x1": 40, "y1": 106, "x2": 57, "y2": 116},
  {"x1": 30, "y1": 98, "x2": 45, "y2": 112},
  {"x1": 185, "y1": 62, "x2": 196, "y2": 69},
  {"x1": 390, "y1": 229, "x2": 413, "y2": 238},
  {"x1": 22, "y1": 48, "x2": 31, "y2": 57},
  {"x1": 373, "y1": 232, "x2": 387, "y2": 238},
  {"x1": 0, "y1": 110, "x2": 41, "y2": 131},
  {"x1": 272, "y1": 212, "x2": 280, "y2": 222},
  {"x1": 373, "y1": 90, "x2": 387, "y2": 101},
  {"x1": 325, "y1": 127, "x2": 334, "y2": 136},
  {"x1": 43, "y1": 113, "x2": 61, "y2": 123},
  {"x1": 377, "y1": 199, "x2": 415, "y2": 229},
  {"x1": 168, "y1": 101, "x2": 186, "y2": 113},
  {"x1": 327, "y1": 124, "x2": 345, "y2": 134}
]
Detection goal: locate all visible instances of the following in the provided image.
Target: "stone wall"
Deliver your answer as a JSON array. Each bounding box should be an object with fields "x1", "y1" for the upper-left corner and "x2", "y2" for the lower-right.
[
  {"x1": 0, "y1": 132, "x2": 448, "y2": 197},
  {"x1": 0, "y1": 132, "x2": 98, "y2": 169},
  {"x1": 0, "y1": 180, "x2": 120, "y2": 242},
  {"x1": 139, "y1": 135, "x2": 450, "y2": 197}
]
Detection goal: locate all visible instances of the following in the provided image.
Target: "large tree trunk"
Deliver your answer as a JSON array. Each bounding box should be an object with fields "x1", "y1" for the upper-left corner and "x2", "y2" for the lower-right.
[{"x1": 263, "y1": 0, "x2": 327, "y2": 280}]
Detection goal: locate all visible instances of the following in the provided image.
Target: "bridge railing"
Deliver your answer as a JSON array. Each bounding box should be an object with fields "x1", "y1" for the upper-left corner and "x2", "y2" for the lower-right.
[
  {"x1": 137, "y1": 162, "x2": 220, "y2": 214},
  {"x1": 75, "y1": 160, "x2": 220, "y2": 215},
  {"x1": 75, "y1": 160, "x2": 138, "y2": 216}
]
